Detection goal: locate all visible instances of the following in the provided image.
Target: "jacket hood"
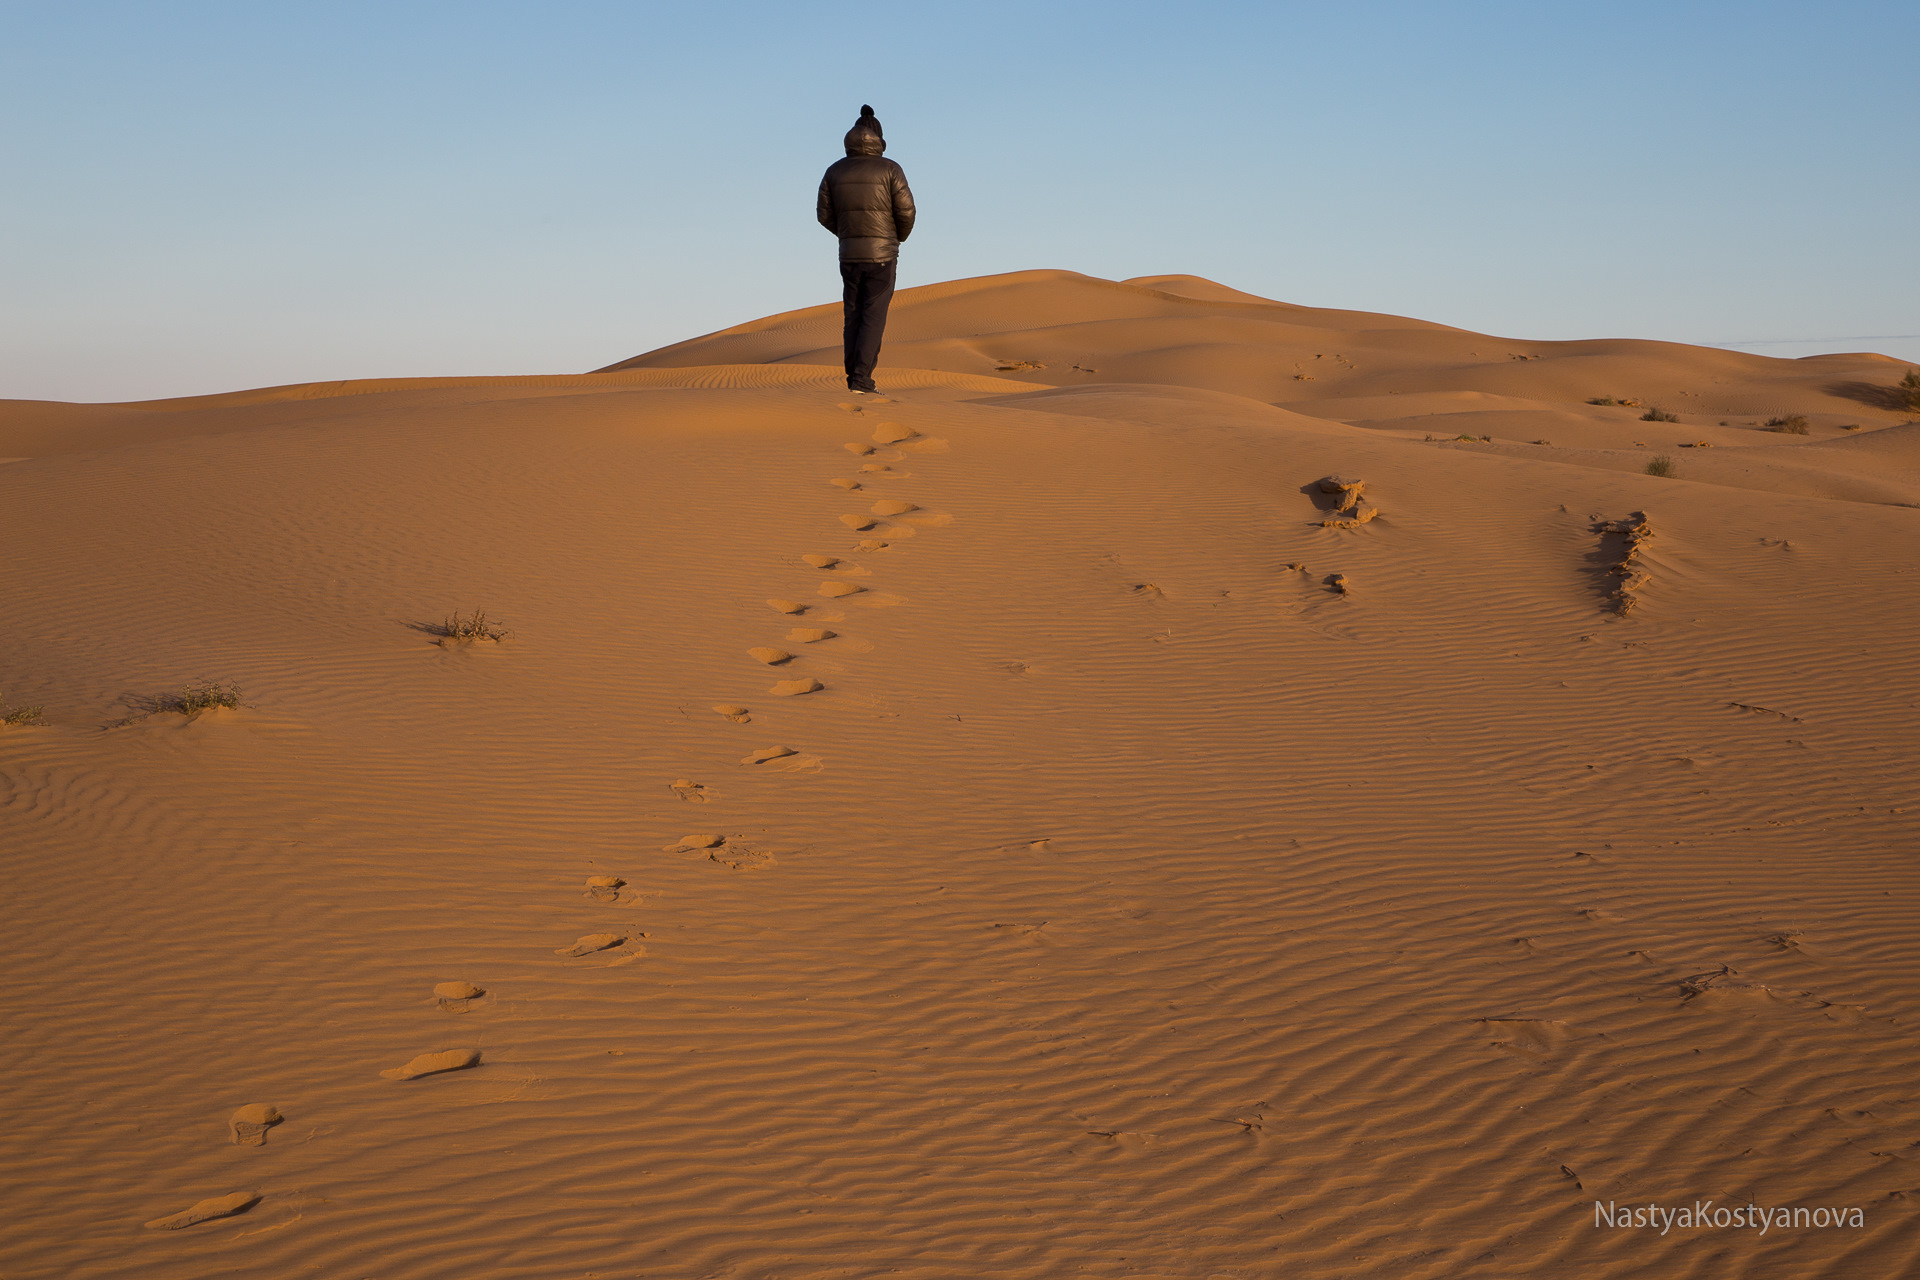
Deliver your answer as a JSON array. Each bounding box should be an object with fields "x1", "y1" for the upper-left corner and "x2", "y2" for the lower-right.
[{"x1": 844, "y1": 104, "x2": 885, "y2": 155}]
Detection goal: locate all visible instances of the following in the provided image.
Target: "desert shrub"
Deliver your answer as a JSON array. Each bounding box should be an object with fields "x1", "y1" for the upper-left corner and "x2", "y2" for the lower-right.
[
  {"x1": 435, "y1": 610, "x2": 511, "y2": 642},
  {"x1": 1901, "y1": 369, "x2": 1920, "y2": 411},
  {"x1": 1588, "y1": 396, "x2": 1617, "y2": 406},
  {"x1": 1764, "y1": 414, "x2": 1810, "y2": 435},
  {"x1": 1, "y1": 694, "x2": 44, "y2": 726},
  {"x1": 157, "y1": 682, "x2": 242, "y2": 715},
  {"x1": 1645, "y1": 456, "x2": 1677, "y2": 478},
  {"x1": 1640, "y1": 408, "x2": 1681, "y2": 423}
]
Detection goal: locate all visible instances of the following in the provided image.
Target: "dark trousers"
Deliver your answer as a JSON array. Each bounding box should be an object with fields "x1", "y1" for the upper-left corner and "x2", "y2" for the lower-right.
[{"x1": 840, "y1": 258, "x2": 897, "y2": 392}]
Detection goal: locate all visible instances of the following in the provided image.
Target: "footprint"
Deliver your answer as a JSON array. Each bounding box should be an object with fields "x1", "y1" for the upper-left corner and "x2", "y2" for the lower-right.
[
  {"x1": 711, "y1": 846, "x2": 778, "y2": 870},
  {"x1": 771, "y1": 678, "x2": 824, "y2": 696},
  {"x1": 819, "y1": 581, "x2": 863, "y2": 598},
  {"x1": 856, "y1": 538, "x2": 889, "y2": 551},
  {"x1": 1480, "y1": 1017, "x2": 1577, "y2": 1059},
  {"x1": 433, "y1": 980, "x2": 485, "y2": 1012},
  {"x1": 227, "y1": 1105, "x2": 282, "y2": 1147},
  {"x1": 585, "y1": 874, "x2": 627, "y2": 902},
  {"x1": 802, "y1": 554, "x2": 868, "y2": 573},
  {"x1": 668, "y1": 833, "x2": 725, "y2": 850},
  {"x1": 788, "y1": 628, "x2": 836, "y2": 643},
  {"x1": 830, "y1": 478, "x2": 862, "y2": 491},
  {"x1": 554, "y1": 933, "x2": 626, "y2": 957},
  {"x1": 840, "y1": 514, "x2": 878, "y2": 530},
  {"x1": 713, "y1": 703, "x2": 751, "y2": 723},
  {"x1": 844, "y1": 442, "x2": 875, "y2": 455},
  {"x1": 670, "y1": 778, "x2": 710, "y2": 803},
  {"x1": 858, "y1": 462, "x2": 896, "y2": 474},
  {"x1": 767, "y1": 599, "x2": 807, "y2": 615},
  {"x1": 380, "y1": 1048, "x2": 481, "y2": 1080},
  {"x1": 872, "y1": 523, "x2": 915, "y2": 539},
  {"x1": 741, "y1": 745, "x2": 795, "y2": 764},
  {"x1": 748, "y1": 647, "x2": 795, "y2": 665},
  {"x1": 893, "y1": 510, "x2": 952, "y2": 528},
  {"x1": 144, "y1": 1191, "x2": 261, "y2": 1230},
  {"x1": 872, "y1": 422, "x2": 918, "y2": 444},
  {"x1": 871, "y1": 499, "x2": 917, "y2": 516}
]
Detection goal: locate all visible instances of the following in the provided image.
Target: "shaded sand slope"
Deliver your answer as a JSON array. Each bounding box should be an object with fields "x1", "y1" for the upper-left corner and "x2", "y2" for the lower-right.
[{"x1": 3, "y1": 290, "x2": 1919, "y2": 1279}]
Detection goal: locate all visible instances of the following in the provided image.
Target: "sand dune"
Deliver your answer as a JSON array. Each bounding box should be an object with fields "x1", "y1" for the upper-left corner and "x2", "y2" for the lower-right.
[{"x1": 3, "y1": 271, "x2": 1918, "y2": 1278}]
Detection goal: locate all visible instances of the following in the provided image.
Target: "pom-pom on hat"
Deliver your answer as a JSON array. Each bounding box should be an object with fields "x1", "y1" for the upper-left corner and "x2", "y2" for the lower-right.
[{"x1": 852, "y1": 104, "x2": 883, "y2": 140}]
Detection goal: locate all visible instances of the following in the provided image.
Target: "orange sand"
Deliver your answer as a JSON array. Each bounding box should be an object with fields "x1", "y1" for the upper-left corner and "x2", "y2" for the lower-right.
[{"x1": 2, "y1": 270, "x2": 1917, "y2": 1278}]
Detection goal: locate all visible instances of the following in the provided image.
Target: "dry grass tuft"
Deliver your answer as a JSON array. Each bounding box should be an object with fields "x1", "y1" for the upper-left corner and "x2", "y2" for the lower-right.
[
  {"x1": 1645, "y1": 456, "x2": 1677, "y2": 478},
  {"x1": 156, "y1": 682, "x2": 243, "y2": 715},
  {"x1": 1, "y1": 693, "x2": 45, "y2": 726},
  {"x1": 1764, "y1": 414, "x2": 1810, "y2": 435},
  {"x1": 1640, "y1": 407, "x2": 1681, "y2": 423},
  {"x1": 434, "y1": 610, "x2": 512, "y2": 642}
]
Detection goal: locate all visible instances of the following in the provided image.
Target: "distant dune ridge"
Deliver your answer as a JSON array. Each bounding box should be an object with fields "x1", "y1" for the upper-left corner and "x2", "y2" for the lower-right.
[{"x1": 2, "y1": 271, "x2": 1917, "y2": 1278}]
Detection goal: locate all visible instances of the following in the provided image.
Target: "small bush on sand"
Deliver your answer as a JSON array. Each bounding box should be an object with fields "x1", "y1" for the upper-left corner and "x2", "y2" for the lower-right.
[
  {"x1": 1764, "y1": 414, "x2": 1810, "y2": 435},
  {"x1": 157, "y1": 682, "x2": 243, "y2": 715},
  {"x1": 435, "y1": 609, "x2": 511, "y2": 642},
  {"x1": 1645, "y1": 456, "x2": 1677, "y2": 478},
  {"x1": 1900, "y1": 369, "x2": 1920, "y2": 411},
  {"x1": 1640, "y1": 407, "x2": 1681, "y2": 423},
  {"x1": 1, "y1": 694, "x2": 44, "y2": 726},
  {"x1": 1588, "y1": 396, "x2": 1617, "y2": 406}
]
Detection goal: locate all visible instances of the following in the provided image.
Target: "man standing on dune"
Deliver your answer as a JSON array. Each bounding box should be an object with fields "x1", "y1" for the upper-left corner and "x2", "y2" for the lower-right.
[{"x1": 817, "y1": 105, "x2": 915, "y2": 395}]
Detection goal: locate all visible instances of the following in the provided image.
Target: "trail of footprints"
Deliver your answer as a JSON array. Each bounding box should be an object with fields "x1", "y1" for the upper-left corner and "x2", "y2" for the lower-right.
[{"x1": 139, "y1": 399, "x2": 953, "y2": 1235}]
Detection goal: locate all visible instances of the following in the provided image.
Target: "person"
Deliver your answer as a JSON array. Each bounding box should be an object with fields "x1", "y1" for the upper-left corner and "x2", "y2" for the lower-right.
[{"x1": 816, "y1": 105, "x2": 915, "y2": 394}]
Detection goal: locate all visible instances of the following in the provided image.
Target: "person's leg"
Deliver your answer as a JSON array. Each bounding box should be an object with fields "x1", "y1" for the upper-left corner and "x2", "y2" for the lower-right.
[
  {"x1": 846, "y1": 259, "x2": 897, "y2": 392},
  {"x1": 840, "y1": 262, "x2": 863, "y2": 387}
]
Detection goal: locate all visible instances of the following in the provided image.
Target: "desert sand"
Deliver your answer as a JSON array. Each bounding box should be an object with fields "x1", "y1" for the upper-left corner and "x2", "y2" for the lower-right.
[{"x1": 2, "y1": 270, "x2": 1917, "y2": 1278}]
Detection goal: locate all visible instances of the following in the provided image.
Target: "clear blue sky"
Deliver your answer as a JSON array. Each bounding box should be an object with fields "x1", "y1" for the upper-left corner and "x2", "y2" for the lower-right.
[{"x1": 3, "y1": 1, "x2": 1915, "y2": 403}]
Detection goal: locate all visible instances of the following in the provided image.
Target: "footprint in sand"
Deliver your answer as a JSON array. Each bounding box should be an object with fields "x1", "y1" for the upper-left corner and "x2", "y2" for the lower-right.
[
  {"x1": 844, "y1": 442, "x2": 875, "y2": 456},
  {"x1": 748, "y1": 647, "x2": 795, "y2": 665},
  {"x1": 670, "y1": 778, "x2": 711, "y2": 803},
  {"x1": 144, "y1": 1191, "x2": 261, "y2": 1230},
  {"x1": 771, "y1": 677, "x2": 823, "y2": 697},
  {"x1": 434, "y1": 980, "x2": 485, "y2": 1012},
  {"x1": 871, "y1": 499, "x2": 916, "y2": 516},
  {"x1": 830, "y1": 478, "x2": 862, "y2": 491},
  {"x1": 584, "y1": 875, "x2": 627, "y2": 902},
  {"x1": 840, "y1": 514, "x2": 879, "y2": 530},
  {"x1": 802, "y1": 553, "x2": 870, "y2": 575},
  {"x1": 767, "y1": 599, "x2": 807, "y2": 615},
  {"x1": 711, "y1": 848, "x2": 777, "y2": 870},
  {"x1": 666, "y1": 832, "x2": 725, "y2": 851},
  {"x1": 380, "y1": 1048, "x2": 481, "y2": 1080},
  {"x1": 871, "y1": 422, "x2": 918, "y2": 445},
  {"x1": 858, "y1": 462, "x2": 900, "y2": 474},
  {"x1": 227, "y1": 1105, "x2": 282, "y2": 1147},
  {"x1": 788, "y1": 628, "x2": 835, "y2": 643},
  {"x1": 738, "y1": 744, "x2": 823, "y2": 772},
  {"x1": 856, "y1": 538, "x2": 889, "y2": 552},
  {"x1": 818, "y1": 581, "x2": 863, "y2": 598},
  {"x1": 554, "y1": 933, "x2": 626, "y2": 957},
  {"x1": 742, "y1": 745, "x2": 795, "y2": 764},
  {"x1": 713, "y1": 703, "x2": 751, "y2": 723},
  {"x1": 1479, "y1": 1017, "x2": 1578, "y2": 1059}
]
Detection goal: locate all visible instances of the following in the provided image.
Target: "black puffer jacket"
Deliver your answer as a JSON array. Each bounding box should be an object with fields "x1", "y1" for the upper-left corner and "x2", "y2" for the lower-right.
[{"x1": 817, "y1": 125, "x2": 915, "y2": 263}]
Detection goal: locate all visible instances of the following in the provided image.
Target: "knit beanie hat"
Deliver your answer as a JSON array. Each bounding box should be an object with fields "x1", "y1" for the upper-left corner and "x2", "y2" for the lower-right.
[{"x1": 844, "y1": 104, "x2": 885, "y2": 154}]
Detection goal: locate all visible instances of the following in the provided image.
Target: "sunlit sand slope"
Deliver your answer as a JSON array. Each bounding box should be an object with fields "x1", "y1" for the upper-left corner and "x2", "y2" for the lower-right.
[{"x1": 2, "y1": 282, "x2": 1918, "y2": 1279}]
